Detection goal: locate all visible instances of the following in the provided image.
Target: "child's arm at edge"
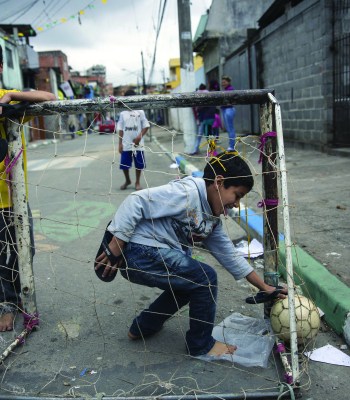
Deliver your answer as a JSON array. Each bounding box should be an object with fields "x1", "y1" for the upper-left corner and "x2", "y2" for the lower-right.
[{"x1": 0, "y1": 90, "x2": 56, "y2": 103}]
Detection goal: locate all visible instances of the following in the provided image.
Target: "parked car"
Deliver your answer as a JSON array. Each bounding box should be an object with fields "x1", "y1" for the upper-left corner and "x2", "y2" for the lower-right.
[{"x1": 99, "y1": 119, "x2": 116, "y2": 134}]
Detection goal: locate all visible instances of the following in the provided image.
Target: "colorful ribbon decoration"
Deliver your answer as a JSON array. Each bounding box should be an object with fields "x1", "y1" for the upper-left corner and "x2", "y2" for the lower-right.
[
  {"x1": 17, "y1": 312, "x2": 40, "y2": 344},
  {"x1": 257, "y1": 199, "x2": 279, "y2": 208},
  {"x1": 23, "y1": 312, "x2": 40, "y2": 331},
  {"x1": 4, "y1": 148, "x2": 23, "y2": 175}
]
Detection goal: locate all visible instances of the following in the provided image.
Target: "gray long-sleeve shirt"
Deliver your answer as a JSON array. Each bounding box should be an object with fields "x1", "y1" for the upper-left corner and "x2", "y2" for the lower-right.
[{"x1": 108, "y1": 176, "x2": 253, "y2": 280}]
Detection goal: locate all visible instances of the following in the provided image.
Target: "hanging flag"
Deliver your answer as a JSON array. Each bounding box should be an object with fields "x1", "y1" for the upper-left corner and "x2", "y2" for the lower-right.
[{"x1": 35, "y1": 0, "x2": 99, "y2": 34}]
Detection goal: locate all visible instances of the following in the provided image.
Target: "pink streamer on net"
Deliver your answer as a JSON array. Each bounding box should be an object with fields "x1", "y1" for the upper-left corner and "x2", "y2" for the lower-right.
[
  {"x1": 275, "y1": 342, "x2": 286, "y2": 353},
  {"x1": 4, "y1": 148, "x2": 23, "y2": 175},
  {"x1": 284, "y1": 373, "x2": 293, "y2": 384},
  {"x1": 257, "y1": 199, "x2": 279, "y2": 208},
  {"x1": 258, "y1": 131, "x2": 277, "y2": 164},
  {"x1": 17, "y1": 312, "x2": 40, "y2": 344},
  {"x1": 23, "y1": 312, "x2": 40, "y2": 331}
]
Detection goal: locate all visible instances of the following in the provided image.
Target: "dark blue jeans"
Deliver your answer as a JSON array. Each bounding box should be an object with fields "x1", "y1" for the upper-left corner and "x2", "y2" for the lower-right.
[
  {"x1": 121, "y1": 242, "x2": 217, "y2": 356},
  {"x1": 222, "y1": 107, "x2": 236, "y2": 150}
]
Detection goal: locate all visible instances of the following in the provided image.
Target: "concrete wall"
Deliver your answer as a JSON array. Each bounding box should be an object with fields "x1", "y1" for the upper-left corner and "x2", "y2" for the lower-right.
[
  {"x1": 0, "y1": 38, "x2": 23, "y2": 90},
  {"x1": 256, "y1": 0, "x2": 333, "y2": 149},
  {"x1": 206, "y1": 0, "x2": 274, "y2": 36}
]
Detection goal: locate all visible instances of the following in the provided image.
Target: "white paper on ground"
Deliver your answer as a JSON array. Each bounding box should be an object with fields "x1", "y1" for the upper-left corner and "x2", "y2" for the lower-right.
[
  {"x1": 169, "y1": 163, "x2": 179, "y2": 169},
  {"x1": 304, "y1": 344, "x2": 350, "y2": 367},
  {"x1": 235, "y1": 238, "x2": 264, "y2": 258},
  {"x1": 317, "y1": 307, "x2": 325, "y2": 317}
]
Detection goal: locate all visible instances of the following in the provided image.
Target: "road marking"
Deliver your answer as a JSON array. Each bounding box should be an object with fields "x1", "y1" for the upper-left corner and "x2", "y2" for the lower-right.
[
  {"x1": 28, "y1": 157, "x2": 93, "y2": 171},
  {"x1": 35, "y1": 201, "x2": 116, "y2": 242}
]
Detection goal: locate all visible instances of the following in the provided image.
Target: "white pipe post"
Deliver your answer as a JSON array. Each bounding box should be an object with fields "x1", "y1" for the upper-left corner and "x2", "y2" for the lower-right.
[
  {"x1": 7, "y1": 121, "x2": 37, "y2": 316},
  {"x1": 177, "y1": 0, "x2": 196, "y2": 153},
  {"x1": 268, "y1": 93, "x2": 299, "y2": 383}
]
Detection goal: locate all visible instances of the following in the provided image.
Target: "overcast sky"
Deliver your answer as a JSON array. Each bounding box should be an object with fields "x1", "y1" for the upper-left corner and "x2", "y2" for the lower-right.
[{"x1": 1, "y1": 0, "x2": 211, "y2": 86}]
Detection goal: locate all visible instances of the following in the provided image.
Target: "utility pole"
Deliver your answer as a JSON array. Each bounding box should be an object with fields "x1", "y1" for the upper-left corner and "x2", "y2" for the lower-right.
[
  {"x1": 177, "y1": 0, "x2": 196, "y2": 153},
  {"x1": 141, "y1": 51, "x2": 147, "y2": 95}
]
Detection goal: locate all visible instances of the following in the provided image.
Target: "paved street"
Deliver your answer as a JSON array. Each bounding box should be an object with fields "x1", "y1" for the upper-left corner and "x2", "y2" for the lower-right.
[{"x1": 0, "y1": 129, "x2": 349, "y2": 399}]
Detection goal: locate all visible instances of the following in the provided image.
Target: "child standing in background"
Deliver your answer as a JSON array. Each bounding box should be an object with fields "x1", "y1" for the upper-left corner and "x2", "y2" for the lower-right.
[{"x1": 118, "y1": 89, "x2": 150, "y2": 191}]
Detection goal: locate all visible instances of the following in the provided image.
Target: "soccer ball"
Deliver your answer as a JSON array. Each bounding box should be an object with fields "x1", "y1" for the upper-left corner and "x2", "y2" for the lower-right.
[{"x1": 270, "y1": 295, "x2": 320, "y2": 342}]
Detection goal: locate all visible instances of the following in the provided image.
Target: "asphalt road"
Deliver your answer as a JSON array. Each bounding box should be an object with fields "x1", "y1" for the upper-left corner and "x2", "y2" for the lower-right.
[{"x1": 0, "y1": 131, "x2": 348, "y2": 399}]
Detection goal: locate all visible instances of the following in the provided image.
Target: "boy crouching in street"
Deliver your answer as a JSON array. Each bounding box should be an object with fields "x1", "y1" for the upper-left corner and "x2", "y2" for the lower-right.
[{"x1": 95, "y1": 152, "x2": 286, "y2": 356}]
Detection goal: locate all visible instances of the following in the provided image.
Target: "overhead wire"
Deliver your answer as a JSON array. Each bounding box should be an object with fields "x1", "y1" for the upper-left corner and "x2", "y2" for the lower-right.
[
  {"x1": 0, "y1": 0, "x2": 39, "y2": 22},
  {"x1": 147, "y1": 0, "x2": 167, "y2": 85},
  {"x1": 31, "y1": 0, "x2": 57, "y2": 25},
  {"x1": 10, "y1": 0, "x2": 41, "y2": 23},
  {"x1": 30, "y1": 0, "x2": 91, "y2": 29},
  {"x1": 129, "y1": 0, "x2": 158, "y2": 88}
]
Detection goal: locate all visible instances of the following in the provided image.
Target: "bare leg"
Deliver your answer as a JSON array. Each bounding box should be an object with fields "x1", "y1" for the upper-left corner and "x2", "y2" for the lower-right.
[
  {"x1": 0, "y1": 312, "x2": 15, "y2": 331},
  {"x1": 135, "y1": 169, "x2": 142, "y2": 191},
  {"x1": 207, "y1": 341, "x2": 237, "y2": 356},
  {"x1": 120, "y1": 169, "x2": 132, "y2": 190}
]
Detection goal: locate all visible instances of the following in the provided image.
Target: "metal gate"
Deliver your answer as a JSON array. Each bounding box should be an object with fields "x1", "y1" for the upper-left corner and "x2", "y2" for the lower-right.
[{"x1": 333, "y1": 0, "x2": 350, "y2": 146}]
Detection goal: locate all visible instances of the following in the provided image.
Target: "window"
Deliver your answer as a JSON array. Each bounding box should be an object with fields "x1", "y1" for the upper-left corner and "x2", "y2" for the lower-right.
[{"x1": 5, "y1": 47, "x2": 14, "y2": 69}]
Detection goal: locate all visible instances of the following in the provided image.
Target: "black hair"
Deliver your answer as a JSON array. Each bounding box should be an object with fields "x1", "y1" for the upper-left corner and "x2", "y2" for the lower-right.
[
  {"x1": 0, "y1": 45, "x2": 3, "y2": 64},
  {"x1": 124, "y1": 89, "x2": 136, "y2": 96},
  {"x1": 203, "y1": 152, "x2": 254, "y2": 190},
  {"x1": 198, "y1": 83, "x2": 206, "y2": 90}
]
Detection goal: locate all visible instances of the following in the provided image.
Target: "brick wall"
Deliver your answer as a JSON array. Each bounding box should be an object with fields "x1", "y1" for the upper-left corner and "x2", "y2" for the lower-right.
[
  {"x1": 39, "y1": 51, "x2": 70, "y2": 82},
  {"x1": 257, "y1": 0, "x2": 333, "y2": 149}
]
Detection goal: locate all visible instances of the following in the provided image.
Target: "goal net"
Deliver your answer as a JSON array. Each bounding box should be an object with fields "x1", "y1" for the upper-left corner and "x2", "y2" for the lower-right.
[{"x1": 0, "y1": 90, "x2": 313, "y2": 399}]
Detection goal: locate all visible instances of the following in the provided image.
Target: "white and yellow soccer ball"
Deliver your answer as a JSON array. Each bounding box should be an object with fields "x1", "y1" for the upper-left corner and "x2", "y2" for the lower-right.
[{"x1": 270, "y1": 295, "x2": 320, "y2": 342}]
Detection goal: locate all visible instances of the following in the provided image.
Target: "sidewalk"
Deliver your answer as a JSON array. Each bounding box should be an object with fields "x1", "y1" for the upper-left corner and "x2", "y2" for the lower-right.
[{"x1": 150, "y1": 124, "x2": 350, "y2": 345}]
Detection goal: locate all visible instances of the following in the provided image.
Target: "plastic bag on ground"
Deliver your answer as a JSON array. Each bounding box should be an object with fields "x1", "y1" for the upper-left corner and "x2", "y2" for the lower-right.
[{"x1": 196, "y1": 312, "x2": 275, "y2": 368}]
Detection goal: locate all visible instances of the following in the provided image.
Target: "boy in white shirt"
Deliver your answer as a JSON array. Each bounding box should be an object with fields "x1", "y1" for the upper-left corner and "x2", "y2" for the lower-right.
[{"x1": 117, "y1": 89, "x2": 150, "y2": 191}]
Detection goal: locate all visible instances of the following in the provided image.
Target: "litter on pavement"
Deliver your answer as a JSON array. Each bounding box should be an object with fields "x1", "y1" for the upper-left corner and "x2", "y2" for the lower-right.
[{"x1": 304, "y1": 344, "x2": 350, "y2": 367}]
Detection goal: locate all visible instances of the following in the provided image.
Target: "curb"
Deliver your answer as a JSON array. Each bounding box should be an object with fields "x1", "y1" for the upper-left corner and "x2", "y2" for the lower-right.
[
  {"x1": 152, "y1": 138, "x2": 203, "y2": 178},
  {"x1": 169, "y1": 154, "x2": 350, "y2": 344}
]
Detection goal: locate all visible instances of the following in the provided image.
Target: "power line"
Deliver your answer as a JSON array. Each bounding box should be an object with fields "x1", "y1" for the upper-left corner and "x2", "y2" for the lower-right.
[
  {"x1": 31, "y1": 0, "x2": 74, "y2": 27},
  {"x1": 10, "y1": 0, "x2": 41, "y2": 23},
  {"x1": 31, "y1": 0, "x2": 56, "y2": 25},
  {"x1": 0, "y1": 0, "x2": 39, "y2": 23},
  {"x1": 147, "y1": 0, "x2": 167, "y2": 85},
  {"x1": 31, "y1": 0, "x2": 95, "y2": 34}
]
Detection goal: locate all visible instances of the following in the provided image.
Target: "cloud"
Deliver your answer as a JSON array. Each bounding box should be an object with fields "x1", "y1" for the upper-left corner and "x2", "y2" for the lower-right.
[{"x1": 4, "y1": 0, "x2": 210, "y2": 86}]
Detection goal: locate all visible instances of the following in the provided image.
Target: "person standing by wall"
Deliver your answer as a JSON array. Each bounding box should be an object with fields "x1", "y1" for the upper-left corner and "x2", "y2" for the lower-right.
[
  {"x1": 208, "y1": 80, "x2": 222, "y2": 142},
  {"x1": 221, "y1": 76, "x2": 236, "y2": 151},
  {"x1": 192, "y1": 84, "x2": 216, "y2": 155}
]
